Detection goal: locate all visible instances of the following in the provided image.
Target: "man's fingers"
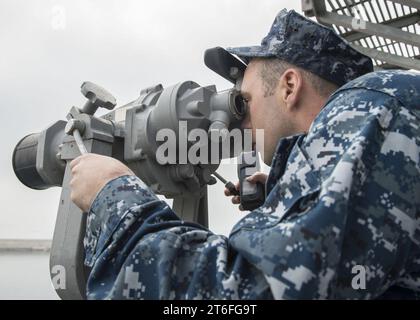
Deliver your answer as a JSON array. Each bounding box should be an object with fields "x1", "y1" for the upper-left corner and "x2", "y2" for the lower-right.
[
  {"x1": 70, "y1": 153, "x2": 95, "y2": 170},
  {"x1": 224, "y1": 181, "x2": 240, "y2": 197},
  {"x1": 70, "y1": 155, "x2": 84, "y2": 170},
  {"x1": 246, "y1": 172, "x2": 267, "y2": 184},
  {"x1": 225, "y1": 188, "x2": 236, "y2": 197},
  {"x1": 231, "y1": 196, "x2": 240, "y2": 204}
]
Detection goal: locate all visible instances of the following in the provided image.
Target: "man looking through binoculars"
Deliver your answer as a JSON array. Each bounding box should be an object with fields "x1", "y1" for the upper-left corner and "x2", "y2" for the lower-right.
[{"x1": 69, "y1": 10, "x2": 420, "y2": 299}]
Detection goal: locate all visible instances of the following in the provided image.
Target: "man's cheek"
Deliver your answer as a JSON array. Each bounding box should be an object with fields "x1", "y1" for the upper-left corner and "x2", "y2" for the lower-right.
[{"x1": 70, "y1": 191, "x2": 76, "y2": 204}]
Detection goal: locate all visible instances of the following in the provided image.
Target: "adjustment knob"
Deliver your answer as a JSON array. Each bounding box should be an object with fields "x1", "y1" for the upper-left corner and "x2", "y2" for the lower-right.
[{"x1": 80, "y1": 81, "x2": 116, "y2": 115}]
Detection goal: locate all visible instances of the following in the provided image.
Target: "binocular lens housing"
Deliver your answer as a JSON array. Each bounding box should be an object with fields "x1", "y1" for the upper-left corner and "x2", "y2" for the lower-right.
[
  {"x1": 13, "y1": 133, "x2": 48, "y2": 190},
  {"x1": 13, "y1": 120, "x2": 66, "y2": 190}
]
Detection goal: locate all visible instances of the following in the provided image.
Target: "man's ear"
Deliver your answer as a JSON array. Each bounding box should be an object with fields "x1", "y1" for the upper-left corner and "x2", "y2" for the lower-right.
[{"x1": 276, "y1": 68, "x2": 302, "y2": 111}]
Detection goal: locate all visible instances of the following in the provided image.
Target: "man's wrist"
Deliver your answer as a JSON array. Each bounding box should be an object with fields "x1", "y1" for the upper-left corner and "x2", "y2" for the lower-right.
[
  {"x1": 88, "y1": 174, "x2": 157, "y2": 216},
  {"x1": 84, "y1": 174, "x2": 159, "y2": 266},
  {"x1": 87, "y1": 174, "x2": 135, "y2": 214}
]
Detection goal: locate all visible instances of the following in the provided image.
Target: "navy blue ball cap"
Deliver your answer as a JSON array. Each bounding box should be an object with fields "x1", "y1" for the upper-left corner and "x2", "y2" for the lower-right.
[{"x1": 226, "y1": 9, "x2": 373, "y2": 87}]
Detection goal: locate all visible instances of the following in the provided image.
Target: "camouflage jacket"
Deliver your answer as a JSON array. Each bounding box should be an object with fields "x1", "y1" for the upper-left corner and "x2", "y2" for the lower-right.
[{"x1": 84, "y1": 70, "x2": 420, "y2": 299}]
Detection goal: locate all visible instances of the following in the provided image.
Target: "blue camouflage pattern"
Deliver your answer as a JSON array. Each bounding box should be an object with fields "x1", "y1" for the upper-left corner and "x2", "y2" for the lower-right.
[
  {"x1": 84, "y1": 70, "x2": 420, "y2": 299},
  {"x1": 226, "y1": 9, "x2": 373, "y2": 87}
]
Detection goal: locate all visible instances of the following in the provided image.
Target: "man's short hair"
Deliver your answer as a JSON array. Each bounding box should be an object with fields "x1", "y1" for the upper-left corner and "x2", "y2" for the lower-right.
[{"x1": 258, "y1": 58, "x2": 339, "y2": 98}]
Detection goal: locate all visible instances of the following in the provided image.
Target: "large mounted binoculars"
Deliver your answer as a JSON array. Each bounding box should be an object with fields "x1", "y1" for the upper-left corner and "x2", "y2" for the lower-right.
[{"x1": 12, "y1": 47, "x2": 248, "y2": 300}]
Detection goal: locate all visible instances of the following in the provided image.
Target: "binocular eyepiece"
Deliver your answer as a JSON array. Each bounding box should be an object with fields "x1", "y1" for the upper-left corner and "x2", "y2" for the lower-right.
[{"x1": 232, "y1": 93, "x2": 247, "y2": 119}]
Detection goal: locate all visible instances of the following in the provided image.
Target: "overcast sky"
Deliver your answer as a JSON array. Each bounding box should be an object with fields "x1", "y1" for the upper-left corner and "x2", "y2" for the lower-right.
[{"x1": 0, "y1": 0, "x2": 302, "y2": 239}]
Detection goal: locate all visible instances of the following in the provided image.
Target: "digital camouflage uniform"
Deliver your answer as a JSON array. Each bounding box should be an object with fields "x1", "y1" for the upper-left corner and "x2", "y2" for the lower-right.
[{"x1": 83, "y1": 10, "x2": 420, "y2": 299}]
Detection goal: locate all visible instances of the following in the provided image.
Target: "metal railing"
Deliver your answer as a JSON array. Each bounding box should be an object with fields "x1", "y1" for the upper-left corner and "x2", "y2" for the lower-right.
[
  {"x1": 302, "y1": 0, "x2": 420, "y2": 70},
  {"x1": 0, "y1": 239, "x2": 51, "y2": 252}
]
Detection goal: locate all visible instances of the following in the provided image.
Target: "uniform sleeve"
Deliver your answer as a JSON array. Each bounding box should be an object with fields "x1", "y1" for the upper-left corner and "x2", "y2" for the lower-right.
[
  {"x1": 83, "y1": 88, "x2": 420, "y2": 300},
  {"x1": 83, "y1": 175, "x2": 272, "y2": 299}
]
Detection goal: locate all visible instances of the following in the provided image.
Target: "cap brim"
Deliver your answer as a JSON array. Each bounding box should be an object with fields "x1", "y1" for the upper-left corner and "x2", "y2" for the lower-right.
[
  {"x1": 226, "y1": 45, "x2": 274, "y2": 64},
  {"x1": 204, "y1": 47, "x2": 247, "y2": 84}
]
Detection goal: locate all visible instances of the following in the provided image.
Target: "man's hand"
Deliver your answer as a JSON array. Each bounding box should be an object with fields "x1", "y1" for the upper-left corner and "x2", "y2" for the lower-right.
[
  {"x1": 224, "y1": 172, "x2": 267, "y2": 211},
  {"x1": 69, "y1": 153, "x2": 134, "y2": 212}
]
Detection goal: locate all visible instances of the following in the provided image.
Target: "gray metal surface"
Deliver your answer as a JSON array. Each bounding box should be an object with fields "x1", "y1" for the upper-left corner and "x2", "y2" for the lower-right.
[
  {"x1": 50, "y1": 106, "x2": 116, "y2": 300},
  {"x1": 302, "y1": 0, "x2": 420, "y2": 70}
]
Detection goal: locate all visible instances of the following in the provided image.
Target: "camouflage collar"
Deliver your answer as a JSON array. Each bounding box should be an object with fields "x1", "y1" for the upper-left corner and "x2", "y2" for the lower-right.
[{"x1": 266, "y1": 133, "x2": 305, "y2": 195}]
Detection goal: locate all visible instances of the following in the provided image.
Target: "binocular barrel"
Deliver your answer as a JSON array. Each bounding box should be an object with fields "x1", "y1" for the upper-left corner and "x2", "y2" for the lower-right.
[
  {"x1": 13, "y1": 133, "x2": 46, "y2": 190},
  {"x1": 12, "y1": 120, "x2": 67, "y2": 191}
]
